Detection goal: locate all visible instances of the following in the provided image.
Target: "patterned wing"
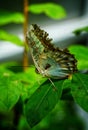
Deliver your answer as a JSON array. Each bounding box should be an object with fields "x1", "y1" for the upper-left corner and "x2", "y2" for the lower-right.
[{"x1": 26, "y1": 24, "x2": 77, "y2": 79}]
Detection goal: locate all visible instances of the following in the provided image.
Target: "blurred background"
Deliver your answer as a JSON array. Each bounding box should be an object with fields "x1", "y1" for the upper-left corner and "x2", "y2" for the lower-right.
[
  {"x1": 0, "y1": 0, "x2": 88, "y2": 62},
  {"x1": 0, "y1": 0, "x2": 88, "y2": 130}
]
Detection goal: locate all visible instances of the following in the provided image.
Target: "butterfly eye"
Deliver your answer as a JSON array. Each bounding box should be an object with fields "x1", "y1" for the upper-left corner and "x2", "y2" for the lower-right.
[{"x1": 45, "y1": 64, "x2": 51, "y2": 69}]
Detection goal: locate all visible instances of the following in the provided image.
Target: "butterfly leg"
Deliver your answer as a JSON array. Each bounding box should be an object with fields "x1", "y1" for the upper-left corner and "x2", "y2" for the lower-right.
[{"x1": 48, "y1": 78, "x2": 58, "y2": 91}]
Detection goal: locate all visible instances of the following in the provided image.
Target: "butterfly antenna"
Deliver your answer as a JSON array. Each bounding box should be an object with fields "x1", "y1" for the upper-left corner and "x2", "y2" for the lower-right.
[{"x1": 48, "y1": 78, "x2": 57, "y2": 91}]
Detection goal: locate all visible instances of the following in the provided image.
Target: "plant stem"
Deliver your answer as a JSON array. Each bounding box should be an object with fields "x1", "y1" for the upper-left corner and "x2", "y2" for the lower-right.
[{"x1": 23, "y1": 0, "x2": 29, "y2": 71}]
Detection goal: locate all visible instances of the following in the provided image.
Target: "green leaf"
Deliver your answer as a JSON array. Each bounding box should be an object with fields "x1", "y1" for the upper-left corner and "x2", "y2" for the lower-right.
[
  {"x1": 29, "y1": 3, "x2": 66, "y2": 19},
  {"x1": 18, "y1": 116, "x2": 30, "y2": 130},
  {"x1": 0, "y1": 10, "x2": 24, "y2": 26},
  {"x1": 61, "y1": 79, "x2": 73, "y2": 100},
  {"x1": 62, "y1": 79, "x2": 72, "y2": 89},
  {"x1": 0, "y1": 68, "x2": 22, "y2": 112},
  {"x1": 73, "y1": 26, "x2": 88, "y2": 35},
  {"x1": 69, "y1": 45, "x2": 88, "y2": 70},
  {"x1": 24, "y1": 79, "x2": 64, "y2": 127},
  {"x1": 18, "y1": 67, "x2": 47, "y2": 101},
  {"x1": 71, "y1": 73, "x2": 88, "y2": 112},
  {"x1": 0, "y1": 30, "x2": 23, "y2": 46}
]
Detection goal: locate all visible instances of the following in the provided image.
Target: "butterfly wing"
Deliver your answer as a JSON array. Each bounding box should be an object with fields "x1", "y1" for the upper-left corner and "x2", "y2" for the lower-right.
[
  {"x1": 27, "y1": 24, "x2": 77, "y2": 79},
  {"x1": 43, "y1": 49, "x2": 77, "y2": 79}
]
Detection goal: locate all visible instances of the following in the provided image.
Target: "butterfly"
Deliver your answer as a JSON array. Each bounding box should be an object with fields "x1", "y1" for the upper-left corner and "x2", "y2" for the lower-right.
[{"x1": 26, "y1": 24, "x2": 77, "y2": 79}]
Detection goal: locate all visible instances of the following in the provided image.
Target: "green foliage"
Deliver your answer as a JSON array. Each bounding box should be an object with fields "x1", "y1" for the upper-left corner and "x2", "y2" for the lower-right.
[
  {"x1": 18, "y1": 67, "x2": 47, "y2": 101},
  {"x1": 29, "y1": 3, "x2": 66, "y2": 19},
  {"x1": 69, "y1": 45, "x2": 88, "y2": 70},
  {"x1": 0, "y1": 10, "x2": 24, "y2": 26},
  {"x1": 17, "y1": 116, "x2": 30, "y2": 130},
  {"x1": 73, "y1": 26, "x2": 88, "y2": 35},
  {"x1": 24, "y1": 79, "x2": 64, "y2": 127},
  {"x1": 0, "y1": 10, "x2": 24, "y2": 46},
  {"x1": 0, "y1": 2, "x2": 66, "y2": 46},
  {"x1": 0, "y1": 67, "x2": 22, "y2": 112},
  {"x1": 0, "y1": 30, "x2": 23, "y2": 46},
  {"x1": 71, "y1": 73, "x2": 88, "y2": 112},
  {"x1": 31, "y1": 101, "x2": 84, "y2": 130},
  {"x1": 0, "y1": 1, "x2": 88, "y2": 129},
  {"x1": 0, "y1": 62, "x2": 88, "y2": 128}
]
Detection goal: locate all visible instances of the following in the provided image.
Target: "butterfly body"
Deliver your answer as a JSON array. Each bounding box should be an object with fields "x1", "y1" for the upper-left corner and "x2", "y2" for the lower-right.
[{"x1": 27, "y1": 24, "x2": 77, "y2": 79}]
